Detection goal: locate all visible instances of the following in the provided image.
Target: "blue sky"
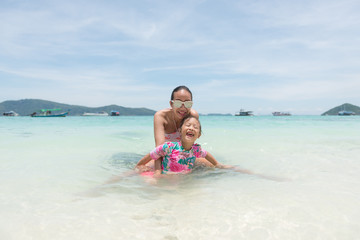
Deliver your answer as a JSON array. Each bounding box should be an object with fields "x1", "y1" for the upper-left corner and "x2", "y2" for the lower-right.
[{"x1": 1, "y1": 0, "x2": 359, "y2": 115}]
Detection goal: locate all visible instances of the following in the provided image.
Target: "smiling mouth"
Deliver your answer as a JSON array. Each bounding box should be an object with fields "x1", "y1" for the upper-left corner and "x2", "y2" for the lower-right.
[
  {"x1": 186, "y1": 132, "x2": 194, "y2": 137},
  {"x1": 177, "y1": 110, "x2": 187, "y2": 116}
]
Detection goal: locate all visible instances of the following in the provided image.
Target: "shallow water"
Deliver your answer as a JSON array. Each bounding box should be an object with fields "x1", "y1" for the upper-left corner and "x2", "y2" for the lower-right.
[{"x1": 0, "y1": 115, "x2": 359, "y2": 239}]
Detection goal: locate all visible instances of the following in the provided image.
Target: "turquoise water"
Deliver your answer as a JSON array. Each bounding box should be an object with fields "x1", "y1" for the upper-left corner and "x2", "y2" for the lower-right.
[{"x1": 0, "y1": 116, "x2": 359, "y2": 239}]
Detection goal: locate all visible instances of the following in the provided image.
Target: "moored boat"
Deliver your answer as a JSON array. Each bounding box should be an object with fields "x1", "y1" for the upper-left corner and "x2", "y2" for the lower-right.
[
  {"x1": 338, "y1": 110, "x2": 355, "y2": 116},
  {"x1": 235, "y1": 109, "x2": 253, "y2": 116},
  {"x1": 31, "y1": 108, "x2": 68, "y2": 117},
  {"x1": 82, "y1": 111, "x2": 109, "y2": 116},
  {"x1": 3, "y1": 111, "x2": 19, "y2": 116},
  {"x1": 110, "y1": 110, "x2": 120, "y2": 116},
  {"x1": 272, "y1": 112, "x2": 291, "y2": 116}
]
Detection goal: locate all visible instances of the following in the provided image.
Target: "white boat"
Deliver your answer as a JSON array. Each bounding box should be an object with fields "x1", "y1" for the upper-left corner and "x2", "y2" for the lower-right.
[
  {"x1": 3, "y1": 111, "x2": 19, "y2": 116},
  {"x1": 82, "y1": 111, "x2": 109, "y2": 116}
]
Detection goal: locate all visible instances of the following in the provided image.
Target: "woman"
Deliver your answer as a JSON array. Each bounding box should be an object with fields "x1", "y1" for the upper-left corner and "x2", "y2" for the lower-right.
[{"x1": 136, "y1": 85, "x2": 214, "y2": 171}]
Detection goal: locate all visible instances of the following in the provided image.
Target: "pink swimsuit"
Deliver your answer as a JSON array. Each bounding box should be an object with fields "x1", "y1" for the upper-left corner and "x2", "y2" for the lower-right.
[
  {"x1": 150, "y1": 141, "x2": 207, "y2": 174},
  {"x1": 140, "y1": 132, "x2": 181, "y2": 177},
  {"x1": 164, "y1": 132, "x2": 181, "y2": 142}
]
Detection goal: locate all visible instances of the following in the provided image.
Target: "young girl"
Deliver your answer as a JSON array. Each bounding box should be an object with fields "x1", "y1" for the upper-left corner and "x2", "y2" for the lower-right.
[{"x1": 135, "y1": 116, "x2": 236, "y2": 177}]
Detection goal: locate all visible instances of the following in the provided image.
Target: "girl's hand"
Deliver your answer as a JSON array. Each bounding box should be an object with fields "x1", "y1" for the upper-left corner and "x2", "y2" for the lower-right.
[
  {"x1": 135, "y1": 165, "x2": 153, "y2": 173},
  {"x1": 215, "y1": 164, "x2": 235, "y2": 169}
]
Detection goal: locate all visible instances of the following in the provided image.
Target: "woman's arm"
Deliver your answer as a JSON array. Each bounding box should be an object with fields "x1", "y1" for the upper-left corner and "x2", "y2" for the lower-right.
[
  {"x1": 133, "y1": 111, "x2": 166, "y2": 168},
  {"x1": 154, "y1": 111, "x2": 166, "y2": 146}
]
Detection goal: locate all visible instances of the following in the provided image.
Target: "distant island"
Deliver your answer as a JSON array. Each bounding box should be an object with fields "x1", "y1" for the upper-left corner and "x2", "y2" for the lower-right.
[
  {"x1": 3, "y1": 100, "x2": 359, "y2": 116},
  {"x1": 321, "y1": 103, "x2": 360, "y2": 115},
  {"x1": 0, "y1": 99, "x2": 156, "y2": 116}
]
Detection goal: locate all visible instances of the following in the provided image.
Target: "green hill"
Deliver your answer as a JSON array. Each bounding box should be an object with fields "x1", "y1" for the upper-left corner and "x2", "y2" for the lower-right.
[
  {"x1": 321, "y1": 103, "x2": 360, "y2": 115},
  {"x1": 0, "y1": 99, "x2": 156, "y2": 116}
]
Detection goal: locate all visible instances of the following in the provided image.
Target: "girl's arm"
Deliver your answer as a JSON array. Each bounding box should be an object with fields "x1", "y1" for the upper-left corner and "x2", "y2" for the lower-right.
[
  {"x1": 204, "y1": 152, "x2": 220, "y2": 167},
  {"x1": 135, "y1": 153, "x2": 153, "y2": 172},
  {"x1": 205, "y1": 152, "x2": 233, "y2": 169},
  {"x1": 136, "y1": 144, "x2": 168, "y2": 173}
]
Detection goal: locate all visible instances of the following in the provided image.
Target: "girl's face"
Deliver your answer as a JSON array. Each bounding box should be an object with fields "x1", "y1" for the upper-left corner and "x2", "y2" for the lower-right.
[
  {"x1": 170, "y1": 89, "x2": 192, "y2": 120},
  {"x1": 180, "y1": 117, "x2": 201, "y2": 144}
]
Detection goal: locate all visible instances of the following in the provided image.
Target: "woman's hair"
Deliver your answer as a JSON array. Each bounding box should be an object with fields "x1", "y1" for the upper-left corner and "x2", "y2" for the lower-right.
[
  {"x1": 171, "y1": 85, "x2": 193, "y2": 100},
  {"x1": 180, "y1": 115, "x2": 202, "y2": 134}
]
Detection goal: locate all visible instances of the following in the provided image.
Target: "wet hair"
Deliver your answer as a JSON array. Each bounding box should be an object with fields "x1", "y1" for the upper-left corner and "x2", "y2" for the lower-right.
[
  {"x1": 180, "y1": 115, "x2": 202, "y2": 134},
  {"x1": 171, "y1": 85, "x2": 193, "y2": 100}
]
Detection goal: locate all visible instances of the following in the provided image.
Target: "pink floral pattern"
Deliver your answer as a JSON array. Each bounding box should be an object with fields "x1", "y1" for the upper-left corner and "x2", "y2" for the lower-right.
[{"x1": 150, "y1": 141, "x2": 207, "y2": 174}]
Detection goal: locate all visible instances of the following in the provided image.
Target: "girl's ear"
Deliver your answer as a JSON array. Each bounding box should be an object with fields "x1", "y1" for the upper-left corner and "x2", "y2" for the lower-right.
[{"x1": 169, "y1": 100, "x2": 173, "y2": 108}]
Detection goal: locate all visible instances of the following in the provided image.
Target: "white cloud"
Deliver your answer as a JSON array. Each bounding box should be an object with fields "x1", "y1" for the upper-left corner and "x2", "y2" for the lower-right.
[{"x1": 0, "y1": 0, "x2": 359, "y2": 114}]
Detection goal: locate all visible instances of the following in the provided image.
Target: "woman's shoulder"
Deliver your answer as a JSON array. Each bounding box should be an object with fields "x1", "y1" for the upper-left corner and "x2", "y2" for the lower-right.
[
  {"x1": 154, "y1": 108, "x2": 172, "y2": 119},
  {"x1": 189, "y1": 109, "x2": 199, "y2": 118},
  {"x1": 154, "y1": 109, "x2": 172, "y2": 126}
]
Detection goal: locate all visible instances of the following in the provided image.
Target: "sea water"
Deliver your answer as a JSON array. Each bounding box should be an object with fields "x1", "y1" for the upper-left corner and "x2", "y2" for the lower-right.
[{"x1": 0, "y1": 115, "x2": 359, "y2": 240}]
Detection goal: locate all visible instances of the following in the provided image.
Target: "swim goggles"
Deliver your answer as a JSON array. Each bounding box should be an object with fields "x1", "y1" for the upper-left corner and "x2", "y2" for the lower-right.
[{"x1": 171, "y1": 100, "x2": 193, "y2": 108}]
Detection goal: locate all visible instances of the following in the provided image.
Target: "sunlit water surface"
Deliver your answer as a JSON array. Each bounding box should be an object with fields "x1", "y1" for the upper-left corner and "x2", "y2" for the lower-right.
[{"x1": 0, "y1": 116, "x2": 359, "y2": 239}]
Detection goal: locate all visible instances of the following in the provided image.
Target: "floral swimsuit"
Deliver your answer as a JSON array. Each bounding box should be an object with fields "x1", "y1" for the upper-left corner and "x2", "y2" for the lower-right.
[{"x1": 150, "y1": 141, "x2": 207, "y2": 174}]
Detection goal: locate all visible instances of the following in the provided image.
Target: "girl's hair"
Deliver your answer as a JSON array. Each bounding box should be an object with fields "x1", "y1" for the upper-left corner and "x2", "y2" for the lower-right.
[
  {"x1": 171, "y1": 85, "x2": 193, "y2": 100},
  {"x1": 180, "y1": 116, "x2": 202, "y2": 134}
]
